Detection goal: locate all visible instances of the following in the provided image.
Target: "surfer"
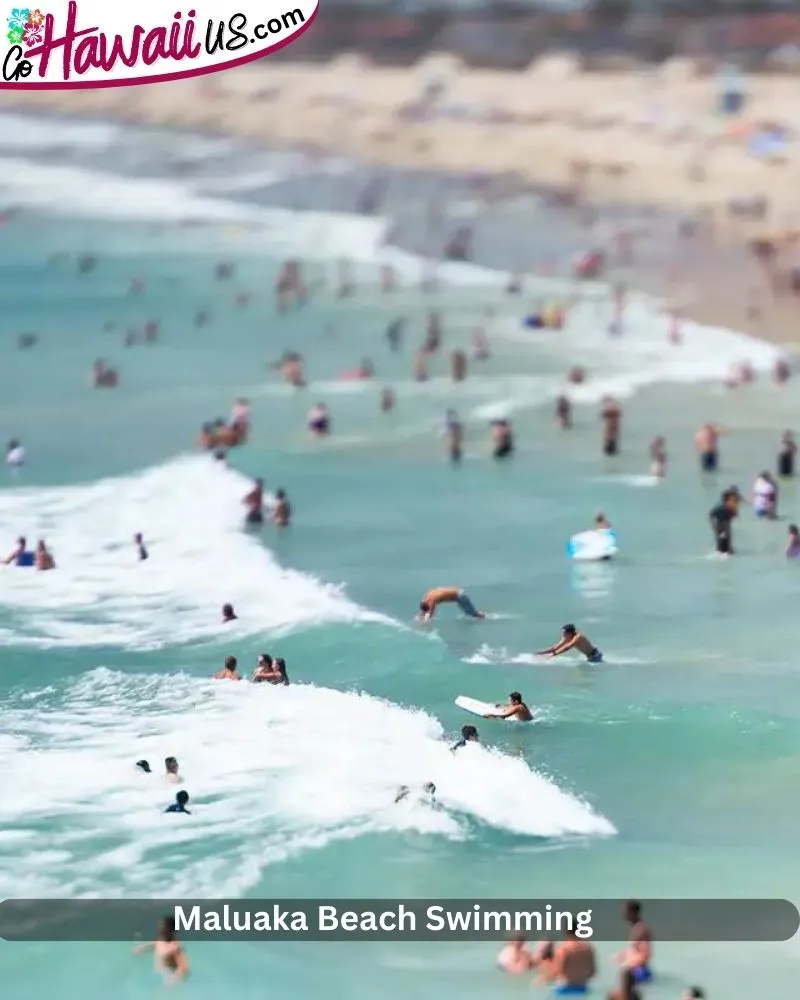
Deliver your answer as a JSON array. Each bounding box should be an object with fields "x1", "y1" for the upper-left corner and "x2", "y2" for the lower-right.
[
  {"x1": 243, "y1": 478, "x2": 264, "y2": 526},
  {"x1": 483, "y1": 692, "x2": 533, "y2": 722},
  {"x1": 615, "y1": 900, "x2": 653, "y2": 984},
  {"x1": 418, "y1": 587, "x2": 486, "y2": 621},
  {"x1": 451, "y1": 725, "x2": 479, "y2": 752},
  {"x1": 165, "y1": 791, "x2": 191, "y2": 815},
  {"x1": 133, "y1": 916, "x2": 189, "y2": 984},
  {"x1": 537, "y1": 624, "x2": 603, "y2": 664},
  {"x1": 214, "y1": 656, "x2": 242, "y2": 680},
  {"x1": 497, "y1": 933, "x2": 536, "y2": 974},
  {"x1": 222, "y1": 603, "x2": 238, "y2": 623}
]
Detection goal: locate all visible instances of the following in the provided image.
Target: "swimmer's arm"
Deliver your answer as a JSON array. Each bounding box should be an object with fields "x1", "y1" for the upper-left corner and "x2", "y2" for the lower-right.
[{"x1": 133, "y1": 941, "x2": 155, "y2": 955}]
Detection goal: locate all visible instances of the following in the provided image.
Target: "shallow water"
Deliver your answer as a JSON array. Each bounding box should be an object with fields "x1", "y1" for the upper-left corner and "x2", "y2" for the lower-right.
[{"x1": 1, "y1": 113, "x2": 799, "y2": 1000}]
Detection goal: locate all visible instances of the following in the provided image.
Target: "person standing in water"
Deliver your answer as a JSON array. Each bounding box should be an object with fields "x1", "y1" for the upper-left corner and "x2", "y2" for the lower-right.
[
  {"x1": 554, "y1": 396, "x2": 572, "y2": 430},
  {"x1": 242, "y1": 478, "x2": 264, "y2": 526},
  {"x1": 709, "y1": 489, "x2": 738, "y2": 556},
  {"x1": 273, "y1": 489, "x2": 291, "y2": 527},
  {"x1": 133, "y1": 916, "x2": 189, "y2": 984},
  {"x1": 649, "y1": 436, "x2": 667, "y2": 478},
  {"x1": 695, "y1": 422, "x2": 722, "y2": 473},
  {"x1": 536, "y1": 929, "x2": 596, "y2": 995},
  {"x1": 417, "y1": 586, "x2": 485, "y2": 621},
  {"x1": 214, "y1": 656, "x2": 241, "y2": 680},
  {"x1": 483, "y1": 692, "x2": 533, "y2": 721},
  {"x1": 751, "y1": 471, "x2": 778, "y2": 519},
  {"x1": 786, "y1": 524, "x2": 800, "y2": 558},
  {"x1": 443, "y1": 410, "x2": 463, "y2": 463},
  {"x1": 164, "y1": 757, "x2": 182, "y2": 784},
  {"x1": 134, "y1": 532, "x2": 148, "y2": 561},
  {"x1": 497, "y1": 934, "x2": 535, "y2": 974},
  {"x1": 600, "y1": 397, "x2": 622, "y2": 456},
  {"x1": 615, "y1": 900, "x2": 653, "y2": 984},
  {"x1": 778, "y1": 430, "x2": 796, "y2": 478},
  {"x1": 537, "y1": 624, "x2": 603, "y2": 663},
  {"x1": 5, "y1": 438, "x2": 24, "y2": 471},
  {"x1": 35, "y1": 540, "x2": 55, "y2": 571}
]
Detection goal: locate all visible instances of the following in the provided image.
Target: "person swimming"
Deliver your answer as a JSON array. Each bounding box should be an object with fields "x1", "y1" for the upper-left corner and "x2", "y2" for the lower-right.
[
  {"x1": 165, "y1": 790, "x2": 191, "y2": 814},
  {"x1": 537, "y1": 624, "x2": 603, "y2": 663},
  {"x1": 253, "y1": 654, "x2": 289, "y2": 685},
  {"x1": 451, "y1": 724, "x2": 479, "y2": 752},
  {"x1": 307, "y1": 403, "x2": 330, "y2": 436},
  {"x1": 136, "y1": 759, "x2": 152, "y2": 774},
  {"x1": 252, "y1": 653, "x2": 273, "y2": 682},
  {"x1": 394, "y1": 782, "x2": 436, "y2": 804},
  {"x1": 133, "y1": 915, "x2": 190, "y2": 985},
  {"x1": 417, "y1": 586, "x2": 486, "y2": 621},
  {"x1": 443, "y1": 410, "x2": 463, "y2": 463},
  {"x1": 483, "y1": 692, "x2": 533, "y2": 721},
  {"x1": 164, "y1": 756, "x2": 182, "y2": 784},
  {"x1": 594, "y1": 512, "x2": 611, "y2": 530},
  {"x1": 787, "y1": 524, "x2": 800, "y2": 558},
  {"x1": 4, "y1": 536, "x2": 31, "y2": 566},
  {"x1": 222, "y1": 603, "x2": 238, "y2": 623},
  {"x1": 35, "y1": 539, "x2": 55, "y2": 571},
  {"x1": 491, "y1": 419, "x2": 514, "y2": 459},
  {"x1": 497, "y1": 933, "x2": 535, "y2": 974},
  {"x1": 214, "y1": 655, "x2": 242, "y2": 680}
]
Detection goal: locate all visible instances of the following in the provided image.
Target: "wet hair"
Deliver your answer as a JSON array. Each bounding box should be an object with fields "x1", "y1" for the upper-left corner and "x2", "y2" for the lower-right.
[
  {"x1": 562, "y1": 623, "x2": 576, "y2": 635},
  {"x1": 461, "y1": 725, "x2": 478, "y2": 740},
  {"x1": 624, "y1": 899, "x2": 642, "y2": 922},
  {"x1": 224, "y1": 655, "x2": 237, "y2": 671},
  {"x1": 274, "y1": 658, "x2": 289, "y2": 684},
  {"x1": 790, "y1": 524, "x2": 799, "y2": 535},
  {"x1": 257, "y1": 653, "x2": 273, "y2": 667},
  {"x1": 419, "y1": 600, "x2": 431, "y2": 613},
  {"x1": 136, "y1": 760, "x2": 151, "y2": 773},
  {"x1": 158, "y1": 916, "x2": 177, "y2": 942},
  {"x1": 687, "y1": 989, "x2": 704, "y2": 999},
  {"x1": 276, "y1": 489, "x2": 285, "y2": 500},
  {"x1": 222, "y1": 603, "x2": 235, "y2": 617},
  {"x1": 165, "y1": 757, "x2": 178, "y2": 773},
  {"x1": 509, "y1": 692, "x2": 522, "y2": 703},
  {"x1": 176, "y1": 790, "x2": 189, "y2": 806},
  {"x1": 17, "y1": 536, "x2": 25, "y2": 546},
  {"x1": 423, "y1": 782, "x2": 436, "y2": 795}
]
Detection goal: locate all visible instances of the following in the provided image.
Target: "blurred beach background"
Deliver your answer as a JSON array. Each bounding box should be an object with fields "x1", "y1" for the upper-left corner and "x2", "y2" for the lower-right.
[{"x1": 3, "y1": 2, "x2": 800, "y2": 998}]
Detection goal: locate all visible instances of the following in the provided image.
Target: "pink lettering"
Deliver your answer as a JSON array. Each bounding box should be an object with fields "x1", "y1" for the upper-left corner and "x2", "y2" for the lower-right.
[
  {"x1": 94, "y1": 26, "x2": 142, "y2": 70},
  {"x1": 25, "y1": 2, "x2": 96, "y2": 79},
  {"x1": 142, "y1": 26, "x2": 168, "y2": 65}
]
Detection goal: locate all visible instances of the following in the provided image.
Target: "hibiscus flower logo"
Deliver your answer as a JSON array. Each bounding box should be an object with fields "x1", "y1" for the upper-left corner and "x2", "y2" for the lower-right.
[
  {"x1": 27, "y1": 7, "x2": 44, "y2": 25},
  {"x1": 7, "y1": 25, "x2": 23, "y2": 44},
  {"x1": 6, "y1": 7, "x2": 30, "y2": 31},
  {"x1": 23, "y1": 19, "x2": 41, "y2": 45}
]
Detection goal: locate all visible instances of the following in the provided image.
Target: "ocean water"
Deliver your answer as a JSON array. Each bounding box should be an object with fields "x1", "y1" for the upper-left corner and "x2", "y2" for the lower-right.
[{"x1": 2, "y1": 112, "x2": 800, "y2": 999}]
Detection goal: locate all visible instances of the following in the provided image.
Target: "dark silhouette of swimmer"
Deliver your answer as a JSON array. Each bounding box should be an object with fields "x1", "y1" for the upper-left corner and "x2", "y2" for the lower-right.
[
  {"x1": 243, "y1": 479, "x2": 264, "y2": 526},
  {"x1": 395, "y1": 782, "x2": 436, "y2": 803},
  {"x1": 136, "y1": 760, "x2": 152, "y2": 773},
  {"x1": 451, "y1": 725, "x2": 479, "y2": 752},
  {"x1": 165, "y1": 790, "x2": 190, "y2": 814},
  {"x1": 222, "y1": 603, "x2": 237, "y2": 623},
  {"x1": 134, "y1": 532, "x2": 148, "y2": 561}
]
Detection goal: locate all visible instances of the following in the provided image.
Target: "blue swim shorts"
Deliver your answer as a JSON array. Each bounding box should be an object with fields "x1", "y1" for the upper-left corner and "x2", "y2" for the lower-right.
[{"x1": 455, "y1": 590, "x2": 480, "y2": 618}]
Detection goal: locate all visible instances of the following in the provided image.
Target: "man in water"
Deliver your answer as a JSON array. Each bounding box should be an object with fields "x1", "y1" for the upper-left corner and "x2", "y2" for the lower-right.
[
  {"x1": 214, "y1": 655, "x2": 241, "y2": 680},
  {"x1": 4, "y1": 536, "x2": 28, "y2": 566},
  {"x1": 133, "y1": 916, "x2": 190, "y2": 985},
  {"x1": 273, "y1": 489, "x2": 291, "y2": 527},
  {"x1": 164, "y1": 757, "x2": 182, "y2": 784},
  {"x1": 536, "y1": 929, "x2": 596, "y2": 995},
  {"x1": 451, "y1": 724, "x2": 479, "y2": 752},
  {"x1": 418, "y1": 587, "x2": 485, "y2": 621},
  {"x1": 615, "y1": 899, "x2": 653, "y2": 984},
  {"x1": 222, "y1": 603, "x2": 238, "y2": 623},
  {"x1": 134, "y1": 532, "x2": 148, "y2": 561},
  {"x1": 787, "y1": 524, "x2": 800, "y2": 558},
  {"x1": 600, "y1": 396, "x2": 622, "y2": 456},
  {"x1": 243, "y1": 478, "x2": 265, "y2": 526},
  {"x1": 709, "y1": 488, "x2": 738, "y2": 556},
  {"x1": 443, "y1": 410, "x2": 463, "y2": 464},
  {"x1": 695, "y1": 422, "x2": 722, "y2": 473},
  {"x1": 165, "y1": 790, "x2": 191, "y2": 814},
  {"x1": 594, "y1": 512, "x2": 611, "y2": 529},
  {"x1": 483, "y1": 692, "x2": 533, "y2": 721},
  {"x1": 537, "y1": 624, "x2": 603, "y2": 663},
  {"x1": 136, "y1": 760, "x2": 152, "y2": 774},
  {"x1": 496, "y1": 933, "x2": 535, "y2": 974}
]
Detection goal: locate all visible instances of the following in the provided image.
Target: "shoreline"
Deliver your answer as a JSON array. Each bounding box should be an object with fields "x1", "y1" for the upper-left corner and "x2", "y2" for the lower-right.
[{"x1": 2, "y1": 65, "x2": 800, "y2": 363}]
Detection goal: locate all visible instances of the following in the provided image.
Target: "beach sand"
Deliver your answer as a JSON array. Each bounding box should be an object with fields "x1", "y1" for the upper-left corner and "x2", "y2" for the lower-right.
[{"x1": 4, "y1": 57, "x2": 800, "y2": 351}]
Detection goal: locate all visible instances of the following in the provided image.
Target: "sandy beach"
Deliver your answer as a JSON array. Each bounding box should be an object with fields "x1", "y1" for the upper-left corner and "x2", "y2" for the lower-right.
[{"x1": 4, "y1": 56, "x2": 800, "y2": 351}]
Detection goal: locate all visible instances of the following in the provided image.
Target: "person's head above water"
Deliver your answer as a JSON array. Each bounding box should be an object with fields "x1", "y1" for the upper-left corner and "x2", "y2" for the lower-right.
[
  {"x1": 274, "y1": 657, "x2": 288, "y2": 680},
  {"x1": 419, "y1": 600, "x2": 431, "y2": 615},
  {"x1": 16, "y1": 536, "x2": 25, "y2": 548},
  {"x1": 165, "y1": 756, "x2": 179, "y2": 775},
  {"x1": 423, "y1": 782, "x2": 436, "y2": 796},
  {"x1": 461, "y1": 725, "x2": 479, "y2": 741},
  {"x1": 509, "y1": 692, "x2": 523, "y2": 705},
  {"x1": 789, "y1": 524, "x2": 799, "y2": 537},
  {"x1": 561, "y1": 623, "x2": 577, "y2": 637},
  {"x1": 224, "y1": 655, "x2": 237, "y2": 672},
  {"x1": 257, "y1": 653, "x2": 272, "y2": 669},
  {"x1": 222, "y1": 603, "x2": 237, "y2": 621},
  {"x1": 136, "y1": 759, "x2": 151, "y2": 773},
  {"x1": 175, "y1": 790, "x2": 189, "y2": 807}
]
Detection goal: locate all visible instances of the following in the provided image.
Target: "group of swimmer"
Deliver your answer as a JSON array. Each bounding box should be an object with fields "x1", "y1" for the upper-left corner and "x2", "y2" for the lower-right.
[{"x1": 3, "y1": 531, "x2": 148, "y2": 571}]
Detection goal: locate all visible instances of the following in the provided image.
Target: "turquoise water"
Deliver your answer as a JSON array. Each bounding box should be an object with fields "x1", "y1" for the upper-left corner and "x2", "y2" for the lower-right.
[{"x1": 2, "y1": 116, "x2": 800, "y2": 999}]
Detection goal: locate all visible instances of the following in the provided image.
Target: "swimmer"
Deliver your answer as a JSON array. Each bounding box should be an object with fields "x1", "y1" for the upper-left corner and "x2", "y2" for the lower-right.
[
  {"x1": 594, "y1": 512, "x2": 611, "y2": 530},
  {"x1": 600, "y1": 396, "x2": 622, "y2": 456},
  {"x1": 695, "y1": 422, "x2": 722, "y2": 473},
  {"x1": 4, "y1": 536, "x2": 27, "y2": 566},
  {"x1": 134, "y1": 532, "x2": 148, "y2": 561},
  {"x1": 273, "y1": 489, "x2": 291, "y2": 528},
  {"x1": 751, "y1": 471, "x2": 778, "y2": 519},
  {"x1": 786, "y1": 524, "x2": 800, "y2": 559},
  {"x1": 451, "y1": 724, "x2": 479, "y2": 752},
  {"x1": 222, "y1": 603, "x2": 238, "y2": 623},
  {"x1": 778, "y1": 430, "x2": 796, "y2": 478},
  {"x1": 614, "y1": 900, "x2": 653, "y2": 985},
  {"x1": 230, "y1": 397, "x2": 251, "y2": 434},
  {"x1": 709, "y1": 489, "x2": 738, "y2": 556},
  {"x1": 418, "y1": 587, "x2": 486, "y2": 621},
  {"x1": 307, "y1": 403, "x2": 330, "y2": 436},
  {"x1": 497, "y1": 933, "x2": 535, "y2": 974},
  {"x1": 164, "y1": 756, "x2": 182, "y2": 785},
  {"x1": 213, "y1": 655, "x2": 241, "y2": 680},
  {"x1": 491, "y1": 419, "x2": 514, "y2": 459},
  {"x1": 443, "y1": 410, "x2": 463, "y2": 463},
  {"x1": 607, "y1": 967, "x2": 642, "y2": 1000},
  {"x1": 136, "y1": 759, "x2": 152, "y2": 773},
  {"x1": 165, "y1": 790, "x2": 191, "y2": 814},
  {"x1": 380, "y1": 387, "x2": 395, "y2": 413},
  {"x1": 133, "y1": 916, "x2": 189, "y2": 985},
  {"x1": 537, "y1": 624, "x2": 603, "y2": 663},
  {"x1": 243, "y1": 478, "x2": 265, "y2": 526},
  {"x1": 394, "y1": 782, "x2": 436, "y2": 804},
  {"x1": 35, "y1": 539, "x2": 55, "y2": 571},
  {"x1": 554, "y1": 396, "x2": 572, "y2": 430},
  {"x1": 535, "y1": 929, "x2": 596, "y2": 995},
  {"x1": 252, "y1": 653, "x2": 273, "y2": 682},
  {"x1": 649, "y1": 436, "x2": 667, "y2": 478},
  {"x1": 257, "y1": 656, "x2": 289, "y2": 686},
  {"x1": 483, "y1": 691, "x2": 533, "y2": 721},
  {"x1": 385, "y1": 318, "x2": 404, "y2": 352},
  {"x1": 5, "y1": 438, "x2": 24, "y2": 470}
]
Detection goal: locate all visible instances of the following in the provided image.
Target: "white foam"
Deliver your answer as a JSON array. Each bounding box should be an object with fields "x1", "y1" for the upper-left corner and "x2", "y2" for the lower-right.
[
  {"x1": 0, "y1": 669, "x2": 615, "y2": 896},
  {"x1": 0, "y1": 113, "x2": 121, "y2": 151},
  {"x1": 0, "y1": 456, "x2": 388, "y2": 650}
]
